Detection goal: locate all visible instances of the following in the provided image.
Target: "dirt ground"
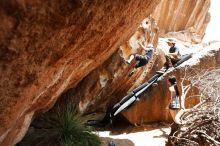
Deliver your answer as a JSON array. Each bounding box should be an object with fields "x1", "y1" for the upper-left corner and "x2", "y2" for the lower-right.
[
  {"x1": 98, "y1": 123, "x2": 170, "y2": 146},
  {"x1": 101, "y1": 137, "x2": 135, "y2": 146}
]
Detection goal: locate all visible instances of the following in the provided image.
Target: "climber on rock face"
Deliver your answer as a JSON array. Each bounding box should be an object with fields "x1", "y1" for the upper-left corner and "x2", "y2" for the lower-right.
[{"x1": 126, "y1": 42, "x2": 154, "y2": 76}]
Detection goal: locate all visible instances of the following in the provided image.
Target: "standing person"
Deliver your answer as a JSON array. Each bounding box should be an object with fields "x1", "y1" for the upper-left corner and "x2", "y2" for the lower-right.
[
  {"x1": 127, "y1": 42, "x2": 154, "y2": 76},
  {"x1": 166, "y1": 76, "x2": 181, "y2": 122}
]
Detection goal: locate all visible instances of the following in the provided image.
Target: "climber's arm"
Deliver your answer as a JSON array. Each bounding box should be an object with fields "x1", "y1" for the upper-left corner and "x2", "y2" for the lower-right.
[{"x1": 138, "y1": 42, "x2": 148, "y2": 51}]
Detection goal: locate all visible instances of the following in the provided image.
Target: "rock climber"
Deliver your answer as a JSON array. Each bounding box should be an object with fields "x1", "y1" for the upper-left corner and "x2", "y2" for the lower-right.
[{"x1": 126, "y1": 42, "x2": 154, "y2": 76}]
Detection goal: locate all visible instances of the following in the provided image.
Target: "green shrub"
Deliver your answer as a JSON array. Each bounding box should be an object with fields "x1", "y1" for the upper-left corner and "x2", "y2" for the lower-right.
[
  {"x1": 18, "y1": 104, "x2": 101, "y2": 146},
  {"x1": 57, "y1": 105, "x2": 101, "y2": 146}
]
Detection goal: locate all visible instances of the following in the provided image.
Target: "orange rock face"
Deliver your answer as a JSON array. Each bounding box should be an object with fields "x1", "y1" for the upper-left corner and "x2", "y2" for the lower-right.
[
  {"x1": 73, "y1": 17, "x2": 160, "y2": 114},
  {"x1": 0, "y1": 0, "x2": 161, "y2": 145},
  {"x1": 152, "y1": 0, "x2": 210, "y2": 43},
  {"x1": 0, "y1": 0, "x2": 214, "y2": 145}
]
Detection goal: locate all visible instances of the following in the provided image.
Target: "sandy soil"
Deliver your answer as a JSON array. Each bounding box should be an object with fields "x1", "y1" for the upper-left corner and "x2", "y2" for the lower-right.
[{"x1": 98, "y1": 123, "x2": 170, "y2": 146}]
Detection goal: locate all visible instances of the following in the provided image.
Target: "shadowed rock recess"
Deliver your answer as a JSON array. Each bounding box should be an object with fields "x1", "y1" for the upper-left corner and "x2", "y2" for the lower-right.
[{"x1": 0, "y1": 0, "x2": 214, "y2": 145}]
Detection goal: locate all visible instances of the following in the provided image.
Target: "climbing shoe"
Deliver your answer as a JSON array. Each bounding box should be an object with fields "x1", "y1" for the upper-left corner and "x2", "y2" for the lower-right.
[
  {"x1": 126, "y1": 60, "x2": 130, "y2": 64},
  {"x1": 152, "y1": 83, "x2": 158, "y2": 86}
]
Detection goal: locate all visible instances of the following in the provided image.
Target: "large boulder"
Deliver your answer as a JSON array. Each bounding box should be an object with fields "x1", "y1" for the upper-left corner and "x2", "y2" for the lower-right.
[
  {"x1": 73, "y1": 17, "x2": 160, "y2": 114},
  {"x1": 0, "y1": 0, "x2": 213, "y2": 145},
  {"x1": 0, "y1": 0, "x2": 161, "y2": 145}
]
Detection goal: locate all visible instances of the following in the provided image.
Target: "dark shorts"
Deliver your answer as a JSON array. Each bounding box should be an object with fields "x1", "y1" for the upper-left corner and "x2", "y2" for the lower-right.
[
  {"x1": 135, "y1": 54, "x2": 149, "y2": 68},
  {"x1": 166, "y1": 55, "x2": 181, "y2": 63},
  {"x1": 165, "y1": 55, "x2": 181, "y2": 68}
]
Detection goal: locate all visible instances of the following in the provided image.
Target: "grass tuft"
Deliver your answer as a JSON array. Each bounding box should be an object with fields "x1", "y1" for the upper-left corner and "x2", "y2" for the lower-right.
[{"x1": 17, "y1": 104, "x2": 101, "y2": 146}]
